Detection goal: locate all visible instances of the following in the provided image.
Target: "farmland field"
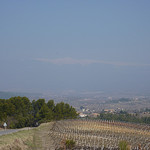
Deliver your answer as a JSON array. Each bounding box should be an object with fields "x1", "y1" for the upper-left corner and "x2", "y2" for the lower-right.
[
  {"x1": 47, "y1": 119, "x2": 150, "y2": 149},
  {"x1": 0, "y1": 120, "x2": 150, "y2": 149}
]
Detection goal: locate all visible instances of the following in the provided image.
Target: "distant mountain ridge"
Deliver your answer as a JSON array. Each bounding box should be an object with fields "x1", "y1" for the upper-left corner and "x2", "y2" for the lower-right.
[{"x1": 0, "y1": 91, "x2": 42, "y2": 99}]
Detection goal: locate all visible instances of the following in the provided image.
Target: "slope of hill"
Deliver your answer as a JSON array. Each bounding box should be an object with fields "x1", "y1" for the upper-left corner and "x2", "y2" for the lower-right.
[{"x1": 1, "y1": 119, "x2": 150, "y2": 149}]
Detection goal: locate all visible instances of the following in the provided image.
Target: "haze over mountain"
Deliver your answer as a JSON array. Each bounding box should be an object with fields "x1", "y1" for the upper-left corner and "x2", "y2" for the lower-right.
[{"x1": 0, "y1": 1, "x2": 150, "y2": 94}]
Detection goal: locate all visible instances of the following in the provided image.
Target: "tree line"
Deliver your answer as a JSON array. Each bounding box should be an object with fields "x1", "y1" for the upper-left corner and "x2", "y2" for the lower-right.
[
  {"x1": 98, "y1": 111, "x2": 150, "y2": 124},
  {"x1": 0, "y1": 96, "x2": 78, "y2": 128}
]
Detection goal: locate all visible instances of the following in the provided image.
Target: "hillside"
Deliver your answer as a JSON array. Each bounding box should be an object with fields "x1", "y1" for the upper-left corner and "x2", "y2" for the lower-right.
[
  {"x1": 47, "y1": 119, "x2": 150, "y2": 149},
  {"x1": 1, "y1": 119, "x2": 150, "y2": 150}
]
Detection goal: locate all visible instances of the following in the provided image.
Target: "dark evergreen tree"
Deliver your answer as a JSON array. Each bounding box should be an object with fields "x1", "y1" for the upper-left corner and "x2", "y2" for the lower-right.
[{"x1": 0, "y1": 97, "x2": 78, "y2": 128}]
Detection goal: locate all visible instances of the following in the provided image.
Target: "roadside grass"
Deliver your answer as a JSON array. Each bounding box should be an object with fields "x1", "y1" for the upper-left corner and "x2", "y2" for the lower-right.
[
  {"x1": 0, "y1": 123, "x2": 52, "y2": 150},
  {"x1": 0, "y1": 128, "x2": 35, "y2": 150}
]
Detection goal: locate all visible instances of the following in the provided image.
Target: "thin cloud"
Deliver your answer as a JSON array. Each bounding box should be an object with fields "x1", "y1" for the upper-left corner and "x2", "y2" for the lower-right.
[{"x1": 34, "y1": 57, "x2": 150, "y2": 67}]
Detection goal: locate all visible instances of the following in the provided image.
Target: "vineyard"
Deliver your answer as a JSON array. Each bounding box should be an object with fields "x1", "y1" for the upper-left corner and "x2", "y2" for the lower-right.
[{"x1": 45, "y1": 119, "x2": 150, "y2": 150}]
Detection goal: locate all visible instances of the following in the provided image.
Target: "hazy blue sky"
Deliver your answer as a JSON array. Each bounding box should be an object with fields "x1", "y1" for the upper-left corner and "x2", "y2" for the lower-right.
[{"x1": 0, "y1": 1, "x2": 150, "y2": 93}]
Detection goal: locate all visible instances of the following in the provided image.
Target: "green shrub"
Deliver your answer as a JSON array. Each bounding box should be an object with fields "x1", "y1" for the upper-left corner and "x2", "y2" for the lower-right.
[
  {"x1": 65, "y1": 139, "x2": 75, "y2": 149},
  {"x1": 119, "y1": 140, "x2": 130, "y2": 150}
]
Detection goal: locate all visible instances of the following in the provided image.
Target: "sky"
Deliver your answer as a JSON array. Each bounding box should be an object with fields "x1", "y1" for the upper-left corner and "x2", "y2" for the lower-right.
[{"x1": 0, "y1": 1, "x2": 150, "y2": 94}]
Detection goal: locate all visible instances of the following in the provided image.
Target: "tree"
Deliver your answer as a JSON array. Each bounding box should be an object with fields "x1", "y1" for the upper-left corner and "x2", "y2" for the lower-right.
[
  {"x1": 47, "y1": 100, "x2": 55, "y2": 110},
  {"x1": 0, "y1": 97, "x2": 78, "y2": 128}
]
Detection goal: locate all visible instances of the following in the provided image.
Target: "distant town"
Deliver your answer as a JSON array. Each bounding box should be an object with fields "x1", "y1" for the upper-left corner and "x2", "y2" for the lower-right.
[{"x1": 1, "y1": 90, "x2": 150, "y2": 119}]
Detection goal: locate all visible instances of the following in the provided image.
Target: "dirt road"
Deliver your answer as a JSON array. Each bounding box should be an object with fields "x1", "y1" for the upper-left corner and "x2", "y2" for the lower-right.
[{"x1": 33, "y1": 122, "x2": 56, "y2": 150}]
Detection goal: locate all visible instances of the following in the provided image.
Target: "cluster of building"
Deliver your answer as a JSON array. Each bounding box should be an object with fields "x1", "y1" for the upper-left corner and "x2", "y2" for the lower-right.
[
  {"x1": 78, "y1": 106, "x2": 124, "y2": 118},
  {"x1": 78, "y1": 106, "x2": 100, "y2": 118}
]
